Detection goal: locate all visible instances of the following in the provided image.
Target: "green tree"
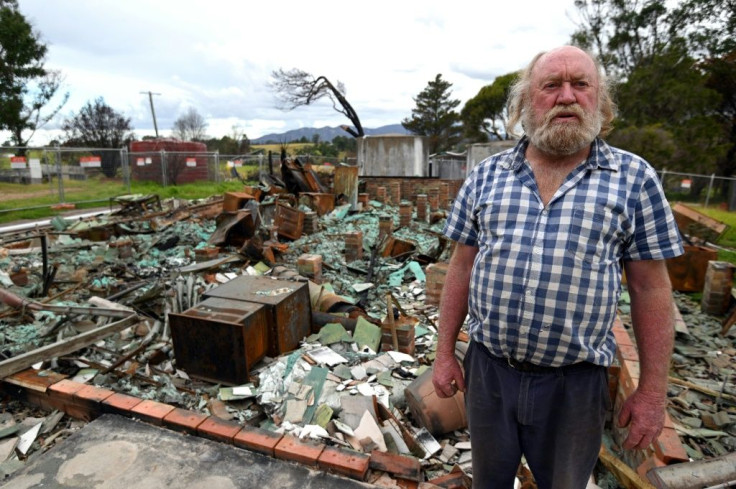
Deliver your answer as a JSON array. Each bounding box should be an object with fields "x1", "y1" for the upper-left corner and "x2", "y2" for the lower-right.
[
  {"x1": 0, "y1": 0, "x2": 68, "y2": 152},
  {"x1": 461, "y1": 72, "x2": 517, "y2": 142},
  {"x1": 332, "y1": 135, "x2": 356, "y2": 153},
  {"x1": 402, "y1": 74, "x2": 462, "y2": 154},
  {"x1": 571, "y1": 0, "x2": 735, "y2": 192},
  {"x1": 61, "y1": 97, "x2": 134, "y2": 177}
]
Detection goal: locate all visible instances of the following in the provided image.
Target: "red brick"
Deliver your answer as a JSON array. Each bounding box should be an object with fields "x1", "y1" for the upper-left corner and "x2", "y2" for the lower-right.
[
  {"x1": 164, "y1": 408, "x2": 208, "y2": 435},
  {"x1": 617, "y1": 344, "x2": 640, "y2": 362},
  {"x1": 74, "y1": 385, "x2": 115, "y2": 410},
  {"x1": 427, "y1": 470, "x2": 471, "y2": 488},
  {"x1": 397, "y1": 480, "x2": 420, "y2": 489},
  {"x1": 47, "y1": 379, "x2": 85, "y2": 402},
  {"x1": 46, "y1": 379, "x2": 86, "y2": 412},
  {"x1": 102, "y1": 392, "x2": 142, "y2": 416},
  {"x1": 197, "y1": 417, "x2": 241, "y2": 443},
  {"x1": 233, "y1": 425, "x2": 283, "y2": 457},
  {"x1": 130, "y1": 399, "x2": 176, "y2": 426},
  {"x1": 63, "y1": 402, "x2": 98, "y2": 422},
  {"x1": 618, "y1": 359, "x2": 640, "y2": 397},
  {"x1": 58, "y1": 384, "x2": 116, "y2": 422},
  {"x1": 318, "y1": 446, "x2": 370, "y2": 481},
  {"x1": 370, "y1": 450, "x2": 422, "y2": 481},
  {"x1": 611, "y1": 319, "x2": 634, "y2": 347},
  {"x1": 274, "y1": 434, "x2": 324, "y2": 467},
  {"x1": 636, "y1": 455, "x2": 666, "y2": 480},
  {"x1": 663, "y1": 411, "x2": 675, "y2": 430},
  {"x1": 652, "y1": 427, "x2": 688, "y2": 464}
]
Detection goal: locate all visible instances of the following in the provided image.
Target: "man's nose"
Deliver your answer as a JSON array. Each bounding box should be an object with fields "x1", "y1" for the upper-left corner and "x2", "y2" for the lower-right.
[{"x1": 557, "y1": 82, "x2": 576, "y2": 104}]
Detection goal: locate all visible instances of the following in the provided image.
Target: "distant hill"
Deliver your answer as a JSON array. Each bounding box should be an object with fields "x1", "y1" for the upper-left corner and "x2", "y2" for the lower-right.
[{"x1": 251, "y1": 124, "x2": 410, "y2": 144}]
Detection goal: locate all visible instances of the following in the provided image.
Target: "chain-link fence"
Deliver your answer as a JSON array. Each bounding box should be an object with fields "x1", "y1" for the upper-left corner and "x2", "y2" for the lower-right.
[
  {"x1": 0, "y1": 146, "x2": 130, "y2": 212},
  {"x1": 658, "y1": 169, "x2": 736, "y2": 210},
  {"x1": 3, "y1": 145, "x2": 736, "y2": 214}
]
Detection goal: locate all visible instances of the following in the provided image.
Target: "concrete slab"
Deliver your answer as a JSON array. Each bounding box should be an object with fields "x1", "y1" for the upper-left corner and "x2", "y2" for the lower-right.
[{"x1": 1, "y1": 414, "x2": 376, "y2": 488}]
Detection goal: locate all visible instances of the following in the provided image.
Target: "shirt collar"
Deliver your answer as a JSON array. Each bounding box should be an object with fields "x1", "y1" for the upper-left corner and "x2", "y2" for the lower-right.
[{"x1": 503, "y1": 136, "x2": 620, "y2": 172}]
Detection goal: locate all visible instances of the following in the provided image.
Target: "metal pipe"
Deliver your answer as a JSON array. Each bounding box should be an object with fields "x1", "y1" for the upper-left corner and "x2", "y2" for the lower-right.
[{"x1": 0, "y1": 287, "x2": 134, "y2": 318}]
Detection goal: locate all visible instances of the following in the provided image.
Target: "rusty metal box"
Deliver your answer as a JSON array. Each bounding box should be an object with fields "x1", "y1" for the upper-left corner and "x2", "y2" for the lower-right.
[
  {"x1": 169, "y1": 297, "x2": 269, "y2": 385},
  {"x1": 275, "y1": 204, "x2": 304, "y2": 240},
  {"x1": 203, "y1": 275, "x2": 311, "y2": 357}
]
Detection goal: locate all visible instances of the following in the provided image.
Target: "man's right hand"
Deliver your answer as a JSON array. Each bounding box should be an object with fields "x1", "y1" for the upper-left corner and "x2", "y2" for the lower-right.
[{"x1": 432, "y1": 351, "x2": 466, "y2": 398}]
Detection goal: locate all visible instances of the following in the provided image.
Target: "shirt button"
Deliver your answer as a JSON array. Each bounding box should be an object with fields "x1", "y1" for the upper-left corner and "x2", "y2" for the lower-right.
[{"x1": 533, "y1": 246, "x2": 543, "y2": 255}]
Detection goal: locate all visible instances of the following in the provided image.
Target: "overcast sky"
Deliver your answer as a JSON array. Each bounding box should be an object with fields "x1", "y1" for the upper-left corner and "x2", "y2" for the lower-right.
[{"x1": 8, "y1": 0, "x2": 580, "y2": 145}]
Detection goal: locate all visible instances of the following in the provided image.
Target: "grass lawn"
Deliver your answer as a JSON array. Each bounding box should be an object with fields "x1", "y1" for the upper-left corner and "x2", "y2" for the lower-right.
[
  {"x1": 0, "y1": 178, "x2": 250, "y2": 224},
  {"x1": 681, "y1": 204, "x2": 736, "y2": 266}
]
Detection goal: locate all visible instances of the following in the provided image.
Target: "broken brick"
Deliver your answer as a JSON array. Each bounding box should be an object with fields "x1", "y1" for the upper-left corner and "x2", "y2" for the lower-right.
[
  {"x1": 317, "y1": 445, "x2": 370, "y2": 481},
  {"x1": 73, "y1": 384, "x2": 115, "y2": 414},
  {"x1": 47, "y1": 379, "x2": 85, "y2": 411},
  {"x1": 274, "y1": 434, "x2": 324, "y2": 467},
  {"x1": 130, "y1": 399, "x2": 176, "y2": 426},
  {"x1": 233, "y1": 425, "x2": 283, "y2": 457},
  {"x1": 102, "y1": 392, "x2": 143, "y2": 416},
  {"x1": 197, "y1": 417, "x2": 241, "y2": 443},
  {"x1": 370, "y1": 450, "x2": 422, "y2": 481},
  {"x1": 163, "y1": 408, "x2": 209, "y2": 435},
  {"x1": 652, "y1": 427, "x2": 689, "y2": 464}
]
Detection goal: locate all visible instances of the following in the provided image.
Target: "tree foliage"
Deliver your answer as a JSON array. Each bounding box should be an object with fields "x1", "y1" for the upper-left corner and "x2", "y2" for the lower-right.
[
  {"x1": 61, "y1": 97, "x2": 134, "y2": 177},
  {"x1": 402, "y1": 74, "x2": 462, "y2": 154},
  {"x1": 571, "y1": 0, "x2": 736, "y2": 188},
  {"x1": 0, "y1": 0, "x2": 68, "y2": 150},
  {"x1": 271, "y1": 68, "x2": 364, "y2": 138},
  {"x1": 204, "y1": 126, "x2": 251, "y2": 155},
  {"x1": 172, "y1": 107, "x2": 208, "y2": 141},
  {"x1": 461, "y1": 72, "x2": 517, "y2": 142}
]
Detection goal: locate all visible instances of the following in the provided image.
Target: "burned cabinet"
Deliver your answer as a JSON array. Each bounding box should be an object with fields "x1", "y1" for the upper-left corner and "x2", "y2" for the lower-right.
[
  {"x1": 203, "y1": 275, "x2": 311, "y2": 357},
  {"x1": 169, "y1": 297, "x2": 269, "y2": 385}
]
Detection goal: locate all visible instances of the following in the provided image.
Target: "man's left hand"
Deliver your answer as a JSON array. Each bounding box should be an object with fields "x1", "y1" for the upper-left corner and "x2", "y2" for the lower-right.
[{"x1": 617, "y1": 388, "x2": 666, "y2": 450}]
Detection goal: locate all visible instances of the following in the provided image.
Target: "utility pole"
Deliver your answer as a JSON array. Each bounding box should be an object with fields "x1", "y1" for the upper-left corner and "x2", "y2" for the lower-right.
[{"x1": 141, "y1": 91, "x2": 161, "y2": 138}]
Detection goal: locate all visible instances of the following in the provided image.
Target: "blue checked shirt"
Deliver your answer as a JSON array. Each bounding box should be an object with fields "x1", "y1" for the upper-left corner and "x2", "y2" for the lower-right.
[{"x1": 443, "y1": 137, "x2": 683, "y2": 367}]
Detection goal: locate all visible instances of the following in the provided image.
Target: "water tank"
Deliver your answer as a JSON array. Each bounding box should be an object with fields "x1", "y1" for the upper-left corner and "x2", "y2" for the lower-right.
[{"x1": 129, "y1": 139, "x2": 209, "y2": 185}]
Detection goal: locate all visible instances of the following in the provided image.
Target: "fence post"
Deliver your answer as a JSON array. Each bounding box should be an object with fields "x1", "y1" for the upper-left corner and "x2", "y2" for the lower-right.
[
  {"x1": 705, "y1": 173, "x2": 716, "y2": 208},
  {"x1": 121, "y1": 147, "x2": 131, "y2": 193},
  {"x1": 55, "y1": 146, "x2": 64, "y2": 203},
  {"x1": 160, "y1": 150, "x2": 167, "y2": 187},
  {"x1": 659, "y1": 168, "x2": 667, "y2": 183},
  {"x1": 214, "y1": 150, "x2": 220, "y2": 184}
]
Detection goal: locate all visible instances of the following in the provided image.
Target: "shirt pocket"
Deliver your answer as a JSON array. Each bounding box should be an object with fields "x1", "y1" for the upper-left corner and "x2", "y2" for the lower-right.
[{"x1": 565, "y1": 205, "x2": 619, "y2": 268}]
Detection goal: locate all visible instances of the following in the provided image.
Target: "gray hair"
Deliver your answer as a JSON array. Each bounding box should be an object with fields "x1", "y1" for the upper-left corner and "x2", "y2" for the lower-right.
[{"x1": 505, "y1": 47, "x2": 617, "y2": 138}]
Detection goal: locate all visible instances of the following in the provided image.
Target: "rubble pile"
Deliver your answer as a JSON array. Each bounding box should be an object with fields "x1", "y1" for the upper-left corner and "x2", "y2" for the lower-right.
[{"x1": 0, "y1": 168, "x2": 734, "y2": 487}]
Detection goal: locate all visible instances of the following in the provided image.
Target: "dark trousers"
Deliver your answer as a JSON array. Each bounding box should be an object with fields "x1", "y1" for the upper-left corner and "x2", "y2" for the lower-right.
[{"x1": 464, "y1": 341, "x2": 611, "y2": 489}]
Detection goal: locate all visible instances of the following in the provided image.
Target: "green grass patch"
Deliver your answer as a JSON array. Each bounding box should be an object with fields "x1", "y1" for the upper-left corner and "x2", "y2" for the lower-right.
[
  {"x1": 677, "y1": 204, "x2": 736, "y2": 266},
  {"x1": 0, "y1": 178, "x2": 250, "y2": 224},
  {"x1": 692, "y1": 206, "x2": 736, "y2": 249}
]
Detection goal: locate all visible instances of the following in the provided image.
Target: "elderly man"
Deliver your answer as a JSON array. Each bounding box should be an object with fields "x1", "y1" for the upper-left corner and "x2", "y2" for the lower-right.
[{"x1": 432, "y1": 46, "x2": 683, "y2": 489}]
